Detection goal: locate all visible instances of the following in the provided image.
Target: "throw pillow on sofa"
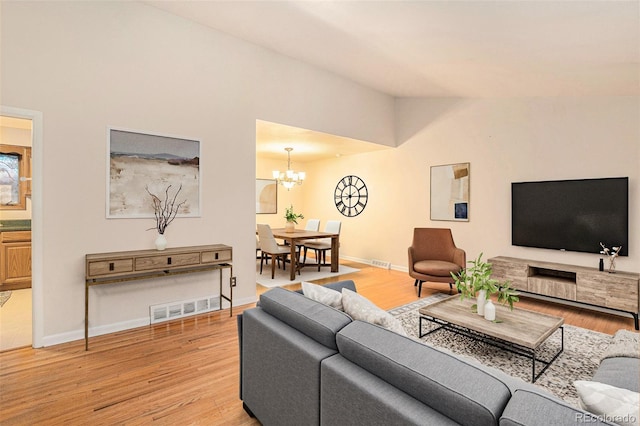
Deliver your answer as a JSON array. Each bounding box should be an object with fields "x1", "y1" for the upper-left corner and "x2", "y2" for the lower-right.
[
  {"x1": 301, "y1": 281, "x2": 343, "y2": 310},
  {"x1": 574, "y1": 380, "x2": 639, "y2": 426},
  {"x1": 341, "y1": 288, "x2": 407, "y2": 336}
]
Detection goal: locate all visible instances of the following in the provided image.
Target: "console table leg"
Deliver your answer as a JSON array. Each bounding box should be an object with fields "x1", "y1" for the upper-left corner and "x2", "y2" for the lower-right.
[{"x1": 85, "y1": 282, "x2": 89, "y2": 351}]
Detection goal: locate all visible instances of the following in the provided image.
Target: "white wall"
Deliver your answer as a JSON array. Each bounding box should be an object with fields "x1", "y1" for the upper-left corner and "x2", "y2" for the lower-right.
[
  {"x1": 3, "y1": 2, "x2": 637, "y2": 346},
  {"x1": 0, "y1": 1, "x2": 394, "y2": 345},
  {"x1": 302, "y1": 97, "x2": 639, "y2": 273}
]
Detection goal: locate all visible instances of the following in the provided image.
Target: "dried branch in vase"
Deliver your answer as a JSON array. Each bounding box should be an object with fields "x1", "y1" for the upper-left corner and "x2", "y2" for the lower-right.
[
  {"x1": 599, "y1": 242, "x2": 622, "y2": 273},
  {"x1": 146, "y1": 184, "x2": 187, "y2": 235}
]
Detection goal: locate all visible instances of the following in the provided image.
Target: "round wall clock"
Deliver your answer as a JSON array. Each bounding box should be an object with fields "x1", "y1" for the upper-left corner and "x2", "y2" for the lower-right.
[{"x1": 334, "y1": 175, "x2": 368, "y2": 217}]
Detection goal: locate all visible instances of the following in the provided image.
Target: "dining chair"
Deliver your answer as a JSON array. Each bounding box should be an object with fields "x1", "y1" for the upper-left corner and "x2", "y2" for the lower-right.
[
  {"x1": 408, "y1": 227, "x2": 466, "y2": 297},
  {"x1": 297, "y1": 219, "x2": 320, "y2": 255},
  {"x1": 303, "y1": 220, "x2": 341, "y2": 271},
  {"x1": 257, "y1": 224, "x2": 299, "y2": 279}
]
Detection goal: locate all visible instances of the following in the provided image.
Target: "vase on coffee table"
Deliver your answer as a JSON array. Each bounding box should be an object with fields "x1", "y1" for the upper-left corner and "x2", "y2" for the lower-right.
[{"x1": 477, "y1": 289, "x2": 486, "y2": 316}]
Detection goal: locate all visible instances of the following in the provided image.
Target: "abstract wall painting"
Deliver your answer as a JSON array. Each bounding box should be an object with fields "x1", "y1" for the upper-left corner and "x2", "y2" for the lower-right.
[{"x1": 107, "y1": 128, "x2": 200, "y2": 218}]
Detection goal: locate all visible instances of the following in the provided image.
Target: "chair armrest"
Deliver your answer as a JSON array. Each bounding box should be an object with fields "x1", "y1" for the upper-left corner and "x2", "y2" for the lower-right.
[
  {"x1": 452, "y1": 248, "x2": 466, "y2": 269},
  {"x1": 408, "y1": 247, "x2": 415, "y2": 272}
]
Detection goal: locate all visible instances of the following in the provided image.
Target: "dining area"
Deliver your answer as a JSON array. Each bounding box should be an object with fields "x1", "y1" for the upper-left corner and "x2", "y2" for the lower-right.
[{"x1": 256, "y1": 220, "x2": 346, "y2": 285}]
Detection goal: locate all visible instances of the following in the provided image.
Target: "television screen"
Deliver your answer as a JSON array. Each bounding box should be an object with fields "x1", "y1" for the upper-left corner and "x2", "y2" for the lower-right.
[{"x1": 511, "y1": 177, "x2": 628, "y2": 256}]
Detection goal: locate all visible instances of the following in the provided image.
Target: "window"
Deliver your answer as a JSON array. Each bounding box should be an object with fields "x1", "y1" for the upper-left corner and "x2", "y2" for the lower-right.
[{"x1": 0, "y1": 144, "x2": 31, "y2": 210}]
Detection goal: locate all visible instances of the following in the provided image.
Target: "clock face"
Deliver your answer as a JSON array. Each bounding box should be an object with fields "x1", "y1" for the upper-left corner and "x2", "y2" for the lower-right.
[{"x1": 334, "y1": 175, "x2": 368, "y2": 217}]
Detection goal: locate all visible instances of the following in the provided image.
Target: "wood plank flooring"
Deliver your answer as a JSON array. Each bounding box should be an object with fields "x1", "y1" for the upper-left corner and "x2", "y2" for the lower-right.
[{"x1": 0, "y1": 260, "x2": 636, "y2": 424}]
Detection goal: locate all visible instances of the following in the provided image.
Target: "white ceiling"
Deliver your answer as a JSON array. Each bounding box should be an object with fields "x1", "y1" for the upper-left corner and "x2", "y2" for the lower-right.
[
  {"x1": 147, "y1": 0, "x2": 639, "y2": 98},
  {"x1": 146, "y1": 0, "x2": 639, "y2": 159}
]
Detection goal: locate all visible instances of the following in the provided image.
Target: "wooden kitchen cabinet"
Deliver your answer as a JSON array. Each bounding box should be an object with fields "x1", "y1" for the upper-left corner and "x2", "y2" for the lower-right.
[{"x1": 0, "y1": 230, "x2": 32, "y2": 290}]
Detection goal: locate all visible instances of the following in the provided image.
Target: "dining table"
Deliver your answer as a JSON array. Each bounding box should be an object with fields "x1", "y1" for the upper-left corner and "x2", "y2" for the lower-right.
[{"x1": 270, "y1": 228, "x2": 340, "y2": 280}]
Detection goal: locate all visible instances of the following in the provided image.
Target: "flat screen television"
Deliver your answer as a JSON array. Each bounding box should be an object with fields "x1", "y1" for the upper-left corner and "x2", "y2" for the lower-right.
[{"x1": 511, "y1": 177, "x2": 628, "y2": 256}]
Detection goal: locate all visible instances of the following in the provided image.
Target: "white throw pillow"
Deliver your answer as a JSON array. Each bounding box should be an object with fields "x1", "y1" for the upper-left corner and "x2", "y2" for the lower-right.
[
  {"x1": 301, "y1": 281, "x2": 343, "y2": 310},
  {"x1": 574, "y1": 380, "x2": 639, "y2": 426},
  {"x1": 341, "y1": 288, "x2": 407, "y2": 336}
]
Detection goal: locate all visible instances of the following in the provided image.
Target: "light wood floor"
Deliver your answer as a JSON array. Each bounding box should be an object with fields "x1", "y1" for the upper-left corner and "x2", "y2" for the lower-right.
[{"x1": 0, "y1": 260, "x2": 635, "y2": 425}]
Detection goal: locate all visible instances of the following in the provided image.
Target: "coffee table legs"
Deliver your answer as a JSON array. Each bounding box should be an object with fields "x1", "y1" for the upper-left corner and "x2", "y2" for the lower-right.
[
  {"x1": 418, "y1": 316, "x2": 564, "y2": 383},
  {"x1": 531, "y1": 326, "x2": 564, "y2": 382}
]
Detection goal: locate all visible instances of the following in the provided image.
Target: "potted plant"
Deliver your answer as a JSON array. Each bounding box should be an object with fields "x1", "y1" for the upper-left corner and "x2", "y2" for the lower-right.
[
  {"x1": 284, "y1": 205, "x2": 304, "y2": 233},
  {"x1": 451, "y1": 253, "x2": 519, "y2": 321}
]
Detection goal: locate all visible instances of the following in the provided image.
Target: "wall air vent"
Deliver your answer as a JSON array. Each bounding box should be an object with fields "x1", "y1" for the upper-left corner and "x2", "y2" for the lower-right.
[
  {"x1": 371, "y1": 259, "x2": 391, "y2": 270},
  {"x1": 150, "y1": 295, "x2": 221, "y2": 324}
]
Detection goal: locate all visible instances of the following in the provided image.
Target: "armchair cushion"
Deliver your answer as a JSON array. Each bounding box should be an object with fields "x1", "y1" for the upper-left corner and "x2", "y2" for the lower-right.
[{"x1": 413, "y1": 260, "x2": 462, "y2": 277}]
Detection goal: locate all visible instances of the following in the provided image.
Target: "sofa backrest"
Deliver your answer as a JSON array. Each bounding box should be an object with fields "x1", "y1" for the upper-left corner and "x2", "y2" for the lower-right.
[
  {"x1": 259, "y1": 286, "x2": 352, "y2": 350},
  {"x1": 336, "y1": 321, "x2": 513, "y2": 426}
]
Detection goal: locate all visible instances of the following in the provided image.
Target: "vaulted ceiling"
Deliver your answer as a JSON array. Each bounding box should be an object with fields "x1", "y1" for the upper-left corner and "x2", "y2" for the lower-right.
[{"x1": 145, "y1": 1, "x2": 639, "y2": 158}]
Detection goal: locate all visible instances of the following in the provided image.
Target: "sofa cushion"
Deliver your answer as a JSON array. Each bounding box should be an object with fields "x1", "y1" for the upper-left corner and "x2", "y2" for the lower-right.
[
  {"x1": 321, "y1": 354, "x2": 459, "y2": 426},
  {"x1": 341, "y1": 288, "x2": 407, "y2": 336},
  {"x1": 336, "y1": 320, "x2": 512, "y2": 426},
  {"x1": 593, "y1": 357, "x2": 640, "y2": 393},
  {"x1": 574, "y1": 381, "x2": 639, "y2": 426},
  {"x1": 259, "y1": 287, "x2": 352, "y2": 350},
  {"x1": 500, "y1": 389, "x2": 617, "y2": 426}
]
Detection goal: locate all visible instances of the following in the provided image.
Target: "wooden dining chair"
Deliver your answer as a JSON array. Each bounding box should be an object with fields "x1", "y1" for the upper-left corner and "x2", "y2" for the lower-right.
[
  {"x1": 303, "y1": 220, "x2": 341, "y2": 271},
  {"x1": 257, "y1": 224, "x2": 299, "y2": 279}
]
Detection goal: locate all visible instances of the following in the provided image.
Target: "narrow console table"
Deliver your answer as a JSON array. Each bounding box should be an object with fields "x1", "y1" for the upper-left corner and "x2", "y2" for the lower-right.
[
  {"x1": 489, "y1": 256, "x2": 640, "y2": 330},
  {"x1": 85, "y1": 244, "x2": 234, "y2": 350}
]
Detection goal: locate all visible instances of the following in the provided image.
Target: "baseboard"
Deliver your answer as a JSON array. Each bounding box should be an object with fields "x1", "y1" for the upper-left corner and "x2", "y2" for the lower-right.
[
  {"x1": 340, "y1": 255, "x2": 407, "y2": 273},
  {"x1": 41, "y1": 294, "x2": 258, "y2": 348}
]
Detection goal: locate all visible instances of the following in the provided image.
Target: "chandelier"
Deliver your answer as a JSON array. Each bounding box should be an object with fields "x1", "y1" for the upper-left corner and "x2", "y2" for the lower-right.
[{"x1": 272, "y1": 147, "x2": 305, "y2": 190}]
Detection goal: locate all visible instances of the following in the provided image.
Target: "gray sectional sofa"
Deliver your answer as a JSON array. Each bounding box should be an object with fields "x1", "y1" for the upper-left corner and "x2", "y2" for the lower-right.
[{"x1": 237, "y1": 280, "x2": 620, "y2": 425}]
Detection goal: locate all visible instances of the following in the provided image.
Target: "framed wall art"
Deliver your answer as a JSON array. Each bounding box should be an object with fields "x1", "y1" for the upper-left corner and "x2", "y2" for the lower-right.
[
  {"x1": 430, "y1": 162, "x2": 470, "y2": 221},
  {"x1": 107, "y1": 128, "x2": 201, "y2": 218},
  {"x1": 256, "y1": 178, "x2": 277, "y2": 214}
]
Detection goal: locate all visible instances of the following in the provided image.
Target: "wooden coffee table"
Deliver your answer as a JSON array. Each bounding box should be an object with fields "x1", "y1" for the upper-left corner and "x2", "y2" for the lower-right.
[{"x1": 418, "y1": 296, "x2": 564, "y2": 382}]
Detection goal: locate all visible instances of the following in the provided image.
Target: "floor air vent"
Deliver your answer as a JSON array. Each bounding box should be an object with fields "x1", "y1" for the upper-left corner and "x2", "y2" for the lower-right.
[{"x1": 150, "y1": 296, "x2": 220, "y2": 324}]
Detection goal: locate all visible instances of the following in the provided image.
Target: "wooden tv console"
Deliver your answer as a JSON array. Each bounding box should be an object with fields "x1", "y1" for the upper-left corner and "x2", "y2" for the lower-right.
[{"x1": 489, "y1": 256, "x2": 640, "y2": 330}]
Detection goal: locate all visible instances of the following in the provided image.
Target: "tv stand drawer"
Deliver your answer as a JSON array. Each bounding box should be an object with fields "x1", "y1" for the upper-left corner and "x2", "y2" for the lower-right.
[{"x1": 528, "y1": 276, "x2": 576, "y2": 300}]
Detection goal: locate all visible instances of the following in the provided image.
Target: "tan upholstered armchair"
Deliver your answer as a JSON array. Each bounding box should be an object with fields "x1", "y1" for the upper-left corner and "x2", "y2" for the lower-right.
[{"x1": 408, "y1": 228, "x2": 466, "y2": 297}]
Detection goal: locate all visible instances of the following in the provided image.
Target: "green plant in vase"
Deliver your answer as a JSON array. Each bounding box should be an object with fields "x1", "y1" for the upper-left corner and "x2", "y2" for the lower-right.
[
  {"x1": 451, "y1": 253, "x2": 519, "y2": 321},
  {"x1": 284, "y1": 205, "x2": 304, "y2": 232}
]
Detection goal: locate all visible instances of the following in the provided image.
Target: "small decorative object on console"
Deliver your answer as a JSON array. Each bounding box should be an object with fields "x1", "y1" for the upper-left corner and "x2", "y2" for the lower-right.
[
  {"x1": 599, "y1": 242, "x2": 622, "y2": 273},
  {"x1": 146, "y1": 184, "x2": 186, "y2": 249}
]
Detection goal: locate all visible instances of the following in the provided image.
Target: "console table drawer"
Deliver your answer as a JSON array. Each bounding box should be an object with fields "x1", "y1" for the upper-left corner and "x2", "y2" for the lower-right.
[
  {"x1": 201, "y1": 249, "x2": 232, "y2": 264},
  {"x1": 135, "y1": 252, "x2": 201, "y2": 271},
  {"x1": 88, "y1": 259, "x2": 134, "y2": 277}
]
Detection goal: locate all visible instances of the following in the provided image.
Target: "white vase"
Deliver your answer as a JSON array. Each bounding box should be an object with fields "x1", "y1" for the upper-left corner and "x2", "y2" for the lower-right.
[
  {"x1": 285, "y1": 222, "x2": 295, "y2": 233},
  {"x1": 484, "y1": 300, "x2": 496, "y2": 321},
  {"x1": 476, "y1": 289, "x2": 486, "y2": 316},
  {"x1": 155, "y1": 233, "x2": 167, "y2": 251}
]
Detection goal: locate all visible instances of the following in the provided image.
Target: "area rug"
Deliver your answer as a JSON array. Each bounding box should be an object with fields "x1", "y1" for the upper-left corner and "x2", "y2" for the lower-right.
[
  {"x1": 389, "y1": 294, "x2": 612, "y2": 408},
  {"x1": 0, "y1": 291, "x2": 12, "y2": 307},
  {"x1": 256, "y1": 263, "x2": 360, "y2": 288}
]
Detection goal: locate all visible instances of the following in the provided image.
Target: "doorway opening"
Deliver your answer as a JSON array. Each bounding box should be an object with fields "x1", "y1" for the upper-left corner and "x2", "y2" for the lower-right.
[{"x1": 0, "y1": 106, "x2": 43, "y2": 350}]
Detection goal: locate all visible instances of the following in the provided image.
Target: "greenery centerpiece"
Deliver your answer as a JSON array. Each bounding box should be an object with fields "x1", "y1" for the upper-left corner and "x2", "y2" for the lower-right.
[
  {"x1": 284, "y1": 204, "x2": 304, "y2": 232},
  {"x1": 451, "y1": 253, "x2": 519, "y2": 320}
]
